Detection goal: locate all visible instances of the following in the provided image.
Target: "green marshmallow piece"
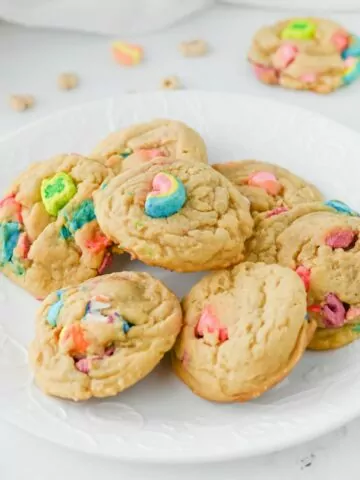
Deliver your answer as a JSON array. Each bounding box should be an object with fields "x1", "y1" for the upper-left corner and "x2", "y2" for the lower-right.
[
  {"x1": 120, "y1": 148, "x2": 133, "y2": 159},
  {"x1": 281, "y1": 20, "x2": 316, "y2": 40},
  {"x1": 41, "y1": 172, "x2": 77, "y2": 216}
]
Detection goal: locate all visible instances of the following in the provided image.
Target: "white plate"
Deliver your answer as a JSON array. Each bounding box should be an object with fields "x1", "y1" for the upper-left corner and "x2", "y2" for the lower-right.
[{"x1": 1, "y1": 91, "x2": 360, "y2": 463}]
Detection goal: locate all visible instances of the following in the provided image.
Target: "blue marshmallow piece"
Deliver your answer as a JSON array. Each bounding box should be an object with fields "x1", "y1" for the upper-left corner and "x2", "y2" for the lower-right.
[
  {"x1": 0, "y1": 221, "x2": 21, "y2": 265},
  {"x1": 342, "y1": 35, "x2": 360, "y2": 60},
  {"x1": 325, "y1": 199, "x2": 359, "y2": 216},
  {"x1": 47, "y1": 291, "x2": 64, "y2": 327}
]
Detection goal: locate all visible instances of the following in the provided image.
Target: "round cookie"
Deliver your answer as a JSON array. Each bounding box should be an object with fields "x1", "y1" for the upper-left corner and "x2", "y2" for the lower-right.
[
  {"x1": 90, "y1": 119, "x2": 208, "y2": 174},
  {"x1": 213, "y1": 160, "x2": 323, "y2": 216},
  {"x1": 172, "y1": 262, "x2": 315, "y2": 402},
  {"x1": 94, "y1": 158, "x2": 253, "y2": 272},
  {"x1": 248, "y1": 17, "x2": 360, "y2": 93},
  {"x1": 29, "y1": 272, "x2": 182, "y2": 400},
  {"x1": 0, "y1": 154, "x2": 113, "y2": 298},
  {"x1": 246, "y1": 201, "x2": 360, "y2": 349}
]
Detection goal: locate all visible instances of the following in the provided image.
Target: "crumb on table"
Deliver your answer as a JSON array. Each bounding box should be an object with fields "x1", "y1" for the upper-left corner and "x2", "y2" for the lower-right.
[
  {"x1": 161, "y1": 76, "x2": 182, "y2": 90},
  {"x1": 9, "y1": 95, "x2": 34, "y2": 112},
  {"x1": 179, "y1": 39, "x2": 208, "y2": 57},
  {"x1": 111, "y1": 41, "x2": 144, "y2": 66},
  {"x1": 57, "y1": 73, "x2": 79, "y2": 90}
]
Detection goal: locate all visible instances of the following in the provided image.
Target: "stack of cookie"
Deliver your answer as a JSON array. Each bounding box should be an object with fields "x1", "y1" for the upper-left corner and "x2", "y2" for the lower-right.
[{"x1": 0, "y1": 118, "x2": 358, "y2": 403}]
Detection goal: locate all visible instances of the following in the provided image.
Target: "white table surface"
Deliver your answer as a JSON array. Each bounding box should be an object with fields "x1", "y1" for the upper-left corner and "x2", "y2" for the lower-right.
[{"x1": 1, "y1": 5, "x2": 360, "y2": 479}]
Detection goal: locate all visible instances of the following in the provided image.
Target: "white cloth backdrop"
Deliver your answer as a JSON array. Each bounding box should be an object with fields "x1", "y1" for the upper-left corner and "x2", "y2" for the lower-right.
[{"x1": 0, "y1": 0, "x2": 360, "y2": 36}]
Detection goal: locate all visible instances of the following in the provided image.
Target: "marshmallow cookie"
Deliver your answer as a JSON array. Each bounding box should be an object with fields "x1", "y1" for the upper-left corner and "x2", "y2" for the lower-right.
[
  {"x1": 0, "y1": 154, "x2": 113, "y2": 298},
  {"x1": 94, "y1": 158, "x2": 253, "y2": 272},
  {"x1": 246, "y1": 201, "x2": 360, "y2": 350},
  {"x1": 30, "y1": 272, "x2": 182, "y2": 400},
  {"x1": 172, "y1": 262, "x2": 314, "y2": 402},
  {"x1": 90, "y1": 119, "x2": 208, "y2": 174},
  {"x1": 213, "y1": 160, "x2": 323, "y2": 216},
  {"x1": 248, "y1": 18, "x2": 360, "y2": 93}
]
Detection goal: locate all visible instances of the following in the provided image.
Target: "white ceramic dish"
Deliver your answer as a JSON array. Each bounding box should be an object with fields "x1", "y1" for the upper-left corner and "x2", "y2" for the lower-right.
[{"x1": 1, "y1": 92, "x2": 360, "y2": 463}]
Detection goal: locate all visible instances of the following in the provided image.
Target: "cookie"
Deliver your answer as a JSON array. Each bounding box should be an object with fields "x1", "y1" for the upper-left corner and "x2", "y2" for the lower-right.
[
  {"x1": 246, "y1": 202, "x2": 360, "y2": 349},
  {"x1": 213, "y1": 160, "x2": 323, "y2": 216},
  {"x1": 90, "y1": 119, "x2": 208, "y2": 174},
  {"x1": 94, "y1": 158, "x2": 253, "y2": 272},
  {"x1": 29, "y1": 272, "x2": 182, "y2": 400},
  {"x1": 248, "y1": 18, "x2": 360, "y2": 93},
  {"x1": 308, "y1": 324, "x2": 360, "y2": 350},
  {"x1": 0, "y1": 154, "x2": 112, "y2": 298},
  {"x1": 172, "y1": 262, "x2": 315, "y2": 402}
]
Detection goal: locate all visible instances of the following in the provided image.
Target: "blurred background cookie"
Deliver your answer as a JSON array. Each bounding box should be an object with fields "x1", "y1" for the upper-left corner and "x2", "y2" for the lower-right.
[{"x1": 248, "y1": 18, "x2": 360, "y2": 93}]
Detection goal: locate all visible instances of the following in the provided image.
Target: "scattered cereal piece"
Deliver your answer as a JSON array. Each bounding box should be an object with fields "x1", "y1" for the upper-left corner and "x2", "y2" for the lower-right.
[
  {"x1": 161, "y1": 76, "x2": 181, "y2": 90},
  {"x1": 57, "y1": 72, "x2": 79, "y2": 90},
  {"x1": 9, "y1": 95, "x2": 34, "y2": 112},
  {"x1": 179, "y1": 39, "x2": 208, "y2": 57},
  {"x1": 111, "y1": 41, "x2": 143, "y2": 66}
]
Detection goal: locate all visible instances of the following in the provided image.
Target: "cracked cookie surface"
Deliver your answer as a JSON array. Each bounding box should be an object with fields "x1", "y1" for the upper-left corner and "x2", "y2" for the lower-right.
[
  {"x1": 94, "y1": 158, "x2": 253, "y2": 272},
  {"x1": 213, "y1": 160, "x2": 323, "y2": 216},
  {"x1": 90, "y1": 119, "x2": 208, "y2": 174},
  {"x1": 172, "y1": 262, "x2": 314, "y2": 402},
  {"x1": 29, "y1": 272, "x2": 182, "y2": 400},
  {"x1": 246, "y1": 203, "x2": 360, "y2": 349},
  {"x1": 0, "y1": 154, "x2": 113, "y2": 298}
]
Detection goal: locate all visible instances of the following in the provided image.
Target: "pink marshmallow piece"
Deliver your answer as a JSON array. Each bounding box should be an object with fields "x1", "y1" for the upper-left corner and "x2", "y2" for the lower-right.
[
  {"x1": 137, "y1": 148, "x2": 166, "y2": 160},
  {"x1": 346, "y1": 307, "x2": 360, "y2": 321},
  {"x1": 75, "y1": 358, "x2": 90, "y2": 374},
  {"x1": 219, "y1": 327, "x2": 229, "y2": 342},
  {"x1": 104, "y1": 345, "x2": 115, "y2": 357},
  {"x1": 332, "y1": 31, "x2": 349, "y2": 52},
  {"x1": 149, "y1": 172, "x2": 172, "y2": 197},
  {"x1": 325, "y1": 229, "x2": 357, "y2": 249},
  {"x1": 181, "y1": 350, "x2": 190, "y2": 369},
  {"x1": 253, "y1": 64, "x2": 278, "y2": 84},
  {"x1": 266, "y1": 206, "x2": 289, "y2": 218},
  {"x1": 322, "y1": 293, "x2": 346, "y2": 328},
  {"x1": 98, "y1": 252, "x2": 113, "y2": 274},
  {"x1": 344, "y1": 57, "x2": 357, "y2": 68},
  {"x1": 18, "y1": 233, "x2": 31, "y2": 259},
  {"x1": 308, "y1": 305, "x2": 321, "y2": 313},
  {"x1": 195, "y1": 306, "x2": 228, "y2": 343},
  {"x1": 295, "y1": 265, "x2": 311, "y2": 292},
  {"x1": 273, "y1": 44, "x2": 298, "y2": 69},
  {"x1": 196, "y1": 306, "x2": 220, "y2": 336},
  {"x1": 248, "y1": 171, "x2": 282, "y2": 196},
  {"x1": 300, "y1": 73, "x2": 317, "y2": 83}
]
